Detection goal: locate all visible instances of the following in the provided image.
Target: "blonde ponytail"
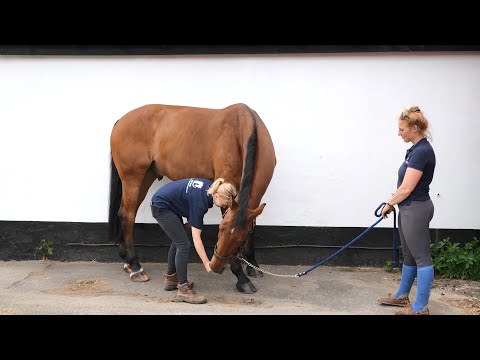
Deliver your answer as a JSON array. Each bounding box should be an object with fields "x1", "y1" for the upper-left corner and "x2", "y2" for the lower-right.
[{"x1": 207, "y1": 178, "x2": 238, "y2": 202}]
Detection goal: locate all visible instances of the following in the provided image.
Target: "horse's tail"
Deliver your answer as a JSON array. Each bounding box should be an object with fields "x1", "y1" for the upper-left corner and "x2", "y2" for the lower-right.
[
  {"x1": 235, "y1": 107, "x2": 258, "y2": 228},
  {"x1": 108, "y1": 154, "x2": 123, "y2": 244}
]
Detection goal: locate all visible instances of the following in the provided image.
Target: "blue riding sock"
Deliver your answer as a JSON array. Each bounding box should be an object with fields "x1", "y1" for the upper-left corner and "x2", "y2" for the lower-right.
[
  {"x1": 394, "y1": 264, "x2": 417, "y2": 298},
  {"x1": 412, "y1": 265, "x2": 434, "y2": 312}
]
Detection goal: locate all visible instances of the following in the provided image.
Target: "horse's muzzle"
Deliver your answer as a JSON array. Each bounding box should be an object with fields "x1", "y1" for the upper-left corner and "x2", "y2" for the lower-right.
[{"x1": 209, "y1": 261, "x2": 225, "y2": 274}]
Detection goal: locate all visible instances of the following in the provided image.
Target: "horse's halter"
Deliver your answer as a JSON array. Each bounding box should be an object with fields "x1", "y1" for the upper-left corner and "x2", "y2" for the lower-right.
[{"x1": 213, "y1": 208, "x2": 256, "y2": 263}]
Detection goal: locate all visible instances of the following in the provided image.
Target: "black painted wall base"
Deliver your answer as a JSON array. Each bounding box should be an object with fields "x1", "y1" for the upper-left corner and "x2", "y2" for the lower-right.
[{"x1": 1, "y1": 221, "x2": 478, "y2": 267}]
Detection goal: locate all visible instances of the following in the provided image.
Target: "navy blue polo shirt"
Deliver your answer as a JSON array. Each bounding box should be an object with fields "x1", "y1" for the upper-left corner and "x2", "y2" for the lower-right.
[
  {"x1": 397, "y1": 138, "x2": 436, "y2": 205},
  {"x1": 151, "y1": 178, "x2": 214, "y2": 229}
]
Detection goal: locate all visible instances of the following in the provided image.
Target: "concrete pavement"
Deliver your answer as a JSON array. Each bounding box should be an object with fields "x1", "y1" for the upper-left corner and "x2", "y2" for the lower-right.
[{"x1": 0, "y1": 260, "x2": 475, "y2": 315}]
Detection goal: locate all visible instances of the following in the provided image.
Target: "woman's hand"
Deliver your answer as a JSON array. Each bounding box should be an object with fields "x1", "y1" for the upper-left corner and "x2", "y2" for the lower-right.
[
  {"x1": 191, "y1": 226, "x2": 212, "y2": 273},
  {"x1": 381, "y1": 204, "x2": 393, "y2": 219}
]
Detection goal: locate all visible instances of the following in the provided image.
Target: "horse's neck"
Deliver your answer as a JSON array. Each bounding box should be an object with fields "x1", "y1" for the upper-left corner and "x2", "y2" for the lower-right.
[{"x1": 247, "y1": 178, "x2": 272, "y2": 209}]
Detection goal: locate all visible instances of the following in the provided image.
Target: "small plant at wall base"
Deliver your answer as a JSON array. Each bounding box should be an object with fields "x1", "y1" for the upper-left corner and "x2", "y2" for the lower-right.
[
  {"x1": 431, "y1": 237, "x2": 480, "y2": 281},
  {"x1": 384, "y1": 260, "x2": 399, "y2": 273},
  {"x1": 35, "y1": 239, "x2": 54, "y2": 260}
]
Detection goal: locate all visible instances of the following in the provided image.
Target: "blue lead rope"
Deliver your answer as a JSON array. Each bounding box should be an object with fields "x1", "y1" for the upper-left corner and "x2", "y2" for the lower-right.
[{"x1": 296, "y1": 202, "x2": 398, "y2": 277}]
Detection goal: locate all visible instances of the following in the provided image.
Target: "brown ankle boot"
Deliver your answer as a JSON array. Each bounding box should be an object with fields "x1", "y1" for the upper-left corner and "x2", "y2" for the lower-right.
[
  {"x1": 163, "y1": 273, "x2": 194, "y2": 291},
  {"x1": 175, "y1": 282, "x2": 207, "y2": 304},
  {"x1": 377, "y1": 293, "x2": 410, "y2": 307}
]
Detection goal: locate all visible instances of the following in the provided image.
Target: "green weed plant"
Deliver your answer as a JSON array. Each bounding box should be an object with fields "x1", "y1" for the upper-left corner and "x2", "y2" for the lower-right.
[{"x1": 431, "y1": 237, "x2": 480, "y2": 281}]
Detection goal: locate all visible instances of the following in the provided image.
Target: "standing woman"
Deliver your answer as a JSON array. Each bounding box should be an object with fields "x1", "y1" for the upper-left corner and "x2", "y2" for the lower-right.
[
  {"x1": 150, "y1": 177, "x2": 237, "y2": 304},
  {"x1": 378, "y1": 106, "x2": 436, "y2": 315}
]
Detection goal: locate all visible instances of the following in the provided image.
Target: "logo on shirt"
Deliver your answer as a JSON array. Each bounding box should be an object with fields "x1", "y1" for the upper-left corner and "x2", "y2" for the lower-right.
[
  {"x1": 192, "y1": 180, "x2": 204, "y2": 188},
  {"x1": 186, "y1": 178, "x2": 204, "y2": 192}
]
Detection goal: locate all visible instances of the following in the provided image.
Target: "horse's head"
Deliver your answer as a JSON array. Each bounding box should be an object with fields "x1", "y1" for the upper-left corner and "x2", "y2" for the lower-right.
[{"x1": 209, "y1": 197, "x2": 266, "y2": 274}]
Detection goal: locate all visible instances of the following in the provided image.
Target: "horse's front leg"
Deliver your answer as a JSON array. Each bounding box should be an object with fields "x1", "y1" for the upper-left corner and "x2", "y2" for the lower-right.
[
  {"x1": 243, "y1": 225, "x2": 263, "y2": 278},
  {"x1": 230, "y1": 257, "x2": 257, "y2": 294},
  {"x1": 230, "y1": 223, "x2": 263, "y2": 293}
]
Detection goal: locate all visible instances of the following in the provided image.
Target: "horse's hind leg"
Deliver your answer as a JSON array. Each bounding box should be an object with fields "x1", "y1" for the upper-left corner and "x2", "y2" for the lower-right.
[{"x1": 119, "y1": 172, "x2": 155, "y2": 282}]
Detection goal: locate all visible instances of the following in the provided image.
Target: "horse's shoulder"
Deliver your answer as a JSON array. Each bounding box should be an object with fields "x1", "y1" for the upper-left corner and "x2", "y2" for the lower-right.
[{"x1": 224, "y1": 103, "x2": 252, "y2": 112}]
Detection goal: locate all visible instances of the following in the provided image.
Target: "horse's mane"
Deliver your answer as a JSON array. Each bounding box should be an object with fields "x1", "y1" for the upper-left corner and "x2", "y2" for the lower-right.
[{"x1": 234, "y1": 108, "x2": 258, "y2": 228}]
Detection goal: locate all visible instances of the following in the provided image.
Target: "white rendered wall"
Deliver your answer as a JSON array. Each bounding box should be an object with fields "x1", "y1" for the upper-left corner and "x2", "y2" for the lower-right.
[{"x1": 0, "y1": 53, "x2": 479, "y2": 229}]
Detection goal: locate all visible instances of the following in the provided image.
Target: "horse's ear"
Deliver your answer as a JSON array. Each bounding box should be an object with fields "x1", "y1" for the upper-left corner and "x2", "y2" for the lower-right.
[
  {"x1": 229, "y1": 196, "x2": 238, "y2": 210},
  {"x1": 249, "y1": 203, "x2": 266, "y2": 218}
]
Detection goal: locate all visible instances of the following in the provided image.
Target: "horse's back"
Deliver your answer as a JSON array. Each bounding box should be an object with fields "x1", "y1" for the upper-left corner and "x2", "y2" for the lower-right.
[
  {"x1": 113, "y1": 103, "x2": 252, "y2": 138},
  {"x1": 111, "y1": 104, "x2": 223, "y2": 153},
  {"x1": 111, "y1": 103, "x2": 262, "y2": 182}
]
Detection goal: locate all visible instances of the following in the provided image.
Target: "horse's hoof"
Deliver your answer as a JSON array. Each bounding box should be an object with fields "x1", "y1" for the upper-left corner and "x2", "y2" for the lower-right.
[
  {"x1": 124, "y1": 264, "x2": 149, "y2": 282},
  {"x1": 236, "y1": 281, "x2": 257, "y2": 294},
  {"x1": 130, "y1": 271, "x2": 150, "y2": 282},
  {"x1": 246, "y1": 266, "x2": 264, "y2": 278}
]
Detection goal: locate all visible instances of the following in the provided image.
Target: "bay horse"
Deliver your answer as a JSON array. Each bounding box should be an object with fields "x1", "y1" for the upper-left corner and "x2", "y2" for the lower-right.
[{"x1": 109, "y1": 103, "x2": 276, "y2": 293}]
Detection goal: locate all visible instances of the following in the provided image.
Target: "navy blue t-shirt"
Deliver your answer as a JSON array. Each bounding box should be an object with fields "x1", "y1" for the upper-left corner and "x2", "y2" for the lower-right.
[
  {"x1": 397, "y1": 138, "x2": 436, "y2": 205},
  {"x1": 151, "y1": 178, "x2": 214, "y2": 229}
]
